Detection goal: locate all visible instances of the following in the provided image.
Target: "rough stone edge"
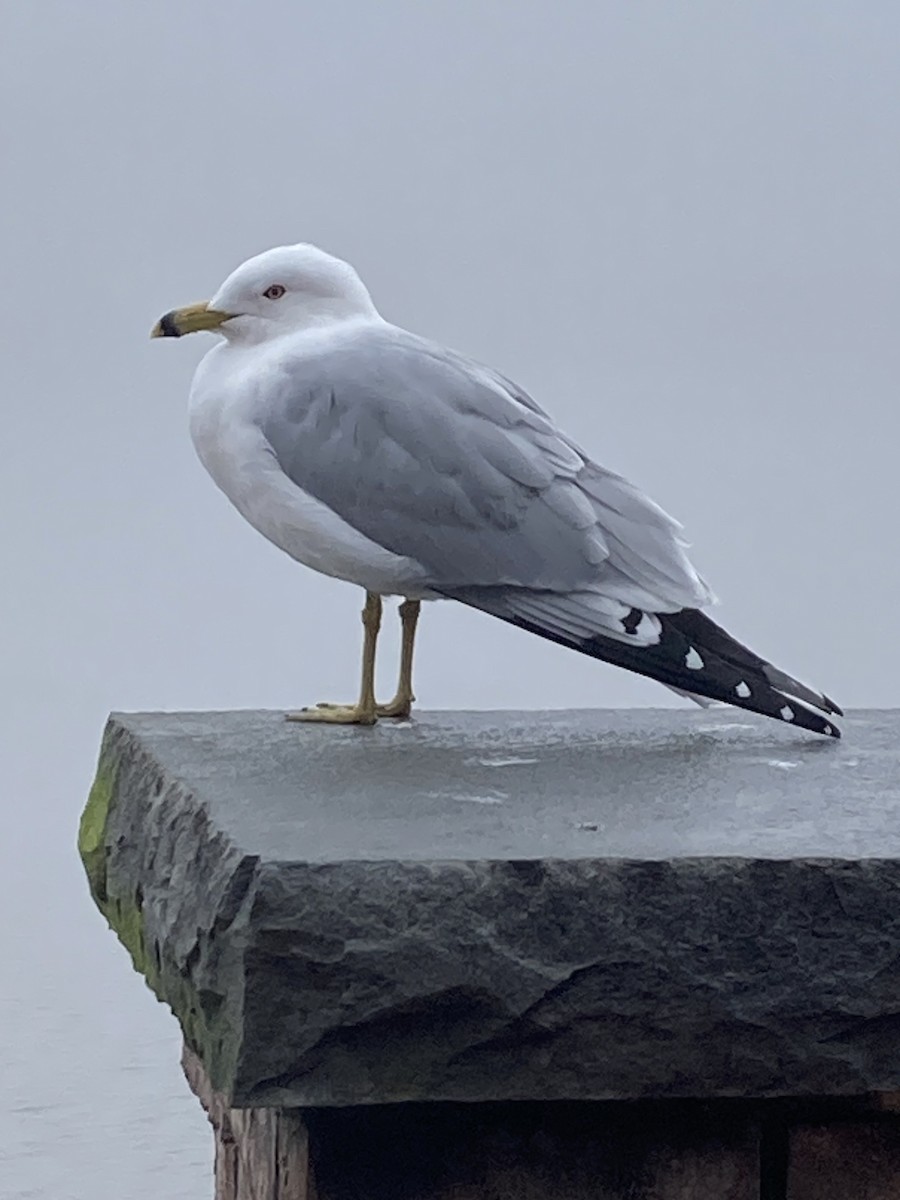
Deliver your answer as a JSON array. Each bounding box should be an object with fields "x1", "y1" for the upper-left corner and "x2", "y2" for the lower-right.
[
  {"x1": 79, "y1": 715, "x2": 260, "y2": 1095},
  {"x1": 227, "y1": 854, "x2": 900, "y2": 1108}
]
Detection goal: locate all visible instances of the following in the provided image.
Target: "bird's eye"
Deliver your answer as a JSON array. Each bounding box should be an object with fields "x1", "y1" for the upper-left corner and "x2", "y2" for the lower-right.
[{"x1": 263, "y1": 284, "x2": 286, "y2": 300}]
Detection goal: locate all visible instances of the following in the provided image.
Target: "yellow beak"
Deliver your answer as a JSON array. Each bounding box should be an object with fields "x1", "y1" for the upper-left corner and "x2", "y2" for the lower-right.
[{"x1": 150, "y1": 301, "x2": 232, "y2": 338}]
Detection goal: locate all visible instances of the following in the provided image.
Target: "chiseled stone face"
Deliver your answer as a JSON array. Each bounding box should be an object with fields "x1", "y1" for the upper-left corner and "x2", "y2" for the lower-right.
[{"x1": 82, "y1": 708, "x2": 898, "y2": 1107}]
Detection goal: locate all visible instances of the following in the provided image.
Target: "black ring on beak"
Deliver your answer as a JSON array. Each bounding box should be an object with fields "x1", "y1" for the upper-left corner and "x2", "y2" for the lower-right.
[{"x1": 156, "y1": 311, "x2": 183, "y2": 338}]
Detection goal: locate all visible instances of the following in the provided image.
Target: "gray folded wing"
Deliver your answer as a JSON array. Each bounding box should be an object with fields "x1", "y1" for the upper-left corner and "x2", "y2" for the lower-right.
[{"x1": 260, "y1": 324, "x2": 713, "y2": 637}]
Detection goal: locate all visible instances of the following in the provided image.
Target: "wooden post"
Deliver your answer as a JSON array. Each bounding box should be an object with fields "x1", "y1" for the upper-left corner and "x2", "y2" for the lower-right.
[
  {"x1": 787, "y1": 1121, "x2": 900, "y2": 1200},
  {"x1": 183, "y1": 1046, "x2": 759, "y2": 1199},
  {"x1": 183, "y1": 1046, "x2": 315, "y2": 1200}
]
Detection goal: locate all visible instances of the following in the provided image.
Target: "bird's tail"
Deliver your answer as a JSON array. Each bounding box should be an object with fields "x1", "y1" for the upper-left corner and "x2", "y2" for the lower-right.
[{"x1": 447, "y1": 591, "x2": 842, "y2": 738}]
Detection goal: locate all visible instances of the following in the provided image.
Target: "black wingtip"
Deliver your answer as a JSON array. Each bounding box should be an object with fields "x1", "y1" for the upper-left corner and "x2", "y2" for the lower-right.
[
  {"x1": 792, "y1": 704, "x2": 842, "y2": 739},
  {"x1": 441, "y1": 590, "x2": 842, "y2": 741}
]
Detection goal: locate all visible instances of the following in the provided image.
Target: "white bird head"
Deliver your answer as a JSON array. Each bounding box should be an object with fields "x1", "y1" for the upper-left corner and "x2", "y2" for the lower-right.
[{"x1": 151, "y1": 243, "x2": 378, "y2": 344}]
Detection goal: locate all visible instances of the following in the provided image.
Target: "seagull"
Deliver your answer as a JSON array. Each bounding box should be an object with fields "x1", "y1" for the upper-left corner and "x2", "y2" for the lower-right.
[{"x1": 152, "y1": 244, "x2": 841, "y2": 737}]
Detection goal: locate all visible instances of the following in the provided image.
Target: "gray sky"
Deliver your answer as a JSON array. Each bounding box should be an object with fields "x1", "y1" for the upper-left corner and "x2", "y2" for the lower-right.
[{"x1": 2, "y1": 2, "x2": 899, "y2": 1194}]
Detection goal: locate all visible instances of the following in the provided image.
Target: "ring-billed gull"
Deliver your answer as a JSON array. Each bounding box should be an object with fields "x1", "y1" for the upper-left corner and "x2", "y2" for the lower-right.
[{"x1": 151, "y1": 244, "x2": 841, "y2": 738}]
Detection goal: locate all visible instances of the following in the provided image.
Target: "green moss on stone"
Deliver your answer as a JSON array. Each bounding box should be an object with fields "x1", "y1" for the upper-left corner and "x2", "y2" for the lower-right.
[
  {"x1": 109, "y1": 891, "x2": 150, "y2": 979},
  {"x1": 78, "y1": 750, "x2": 150, "y2": 977},
  {"x1": 115, "y1": 890, "x2": 238, "y2": 1091},
  {"x1": 78, "y1": 741, "x2": 241, "y2": 1095},
  {"x1": 78, "y1": 751, "x2": 117, "y2": 905}
]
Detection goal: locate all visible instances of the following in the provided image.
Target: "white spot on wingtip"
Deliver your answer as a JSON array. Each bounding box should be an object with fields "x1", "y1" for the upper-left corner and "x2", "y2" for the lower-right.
[
  {"x1": 780, "y1": 705, "x2": 795, "y2": 722},
  {"x1": 685, "y1": 647, "x2": 704, "y2": 670},
  {"x1": 824, "y1": 724, "x2": 833, "y2": 737},
  {"x1": 735, "y1": 681, "x2": 751, "y2": 698}
]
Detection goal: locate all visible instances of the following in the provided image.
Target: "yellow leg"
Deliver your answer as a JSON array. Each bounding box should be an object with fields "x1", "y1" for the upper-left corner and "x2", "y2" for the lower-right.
[
  {"x1": 286, "y1": 592, "x2": 382, "y2": 726},
  {"x1": 377, "y1": 599, "x2": 421, "y2": 719}
]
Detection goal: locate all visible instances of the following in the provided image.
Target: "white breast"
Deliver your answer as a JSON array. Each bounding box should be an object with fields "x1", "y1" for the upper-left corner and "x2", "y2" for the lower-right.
[{"x1": 187, "y1": 344, "x2": 431, "y2": 597}]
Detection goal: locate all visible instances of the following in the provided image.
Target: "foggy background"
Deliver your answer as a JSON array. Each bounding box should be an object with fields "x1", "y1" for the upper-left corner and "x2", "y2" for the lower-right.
[{"x1": 2, "y1": 2, "x2": 897, "y2": 1196}]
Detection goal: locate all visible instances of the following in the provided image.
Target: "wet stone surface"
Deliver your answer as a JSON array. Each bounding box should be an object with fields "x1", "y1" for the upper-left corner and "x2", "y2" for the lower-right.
[{"x1": 84, "y1": 708, "x2": 900, "y2": 1107}]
